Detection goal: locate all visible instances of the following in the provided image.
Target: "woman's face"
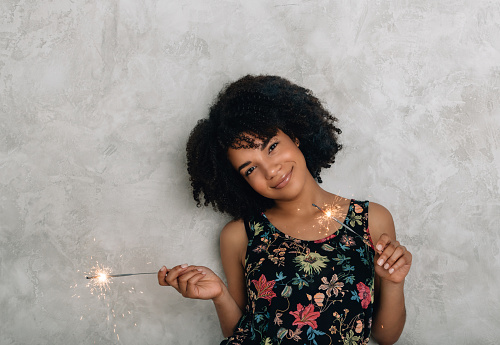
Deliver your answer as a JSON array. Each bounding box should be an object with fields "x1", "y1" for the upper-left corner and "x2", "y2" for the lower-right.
[{"x1": 227, "y1": 130, "x2": 309, "y2": 202}]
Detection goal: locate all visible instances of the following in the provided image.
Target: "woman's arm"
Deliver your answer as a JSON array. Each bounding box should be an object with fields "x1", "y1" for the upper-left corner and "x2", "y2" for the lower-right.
[
  {"x1": 217, "y1": 219, "x2": 248, "y2": 337},
  {"x1": 368, "y1": 203, "x2": 412, "y2": 345},
  {"x1": 156, "y1": 220, "x2": 247, "y2": 338}
]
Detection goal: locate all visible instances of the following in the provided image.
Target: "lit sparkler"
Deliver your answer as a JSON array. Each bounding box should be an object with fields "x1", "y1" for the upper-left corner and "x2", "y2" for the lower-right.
[
  {"x1": 85, "y1": 263, "x2": 113, "y2": 298},
  {"x1": 86, "y1": 272, "x2": 157, "y2": 279},
  {"x1": 84, "y1": 263, "x2": 155, "y2": 299},
  {"x1": 312, "y1": 203, "x2": 362, "y2": 240},
  {"x1": 77, "y1": 260, "x2": 151, "y2": 342}
]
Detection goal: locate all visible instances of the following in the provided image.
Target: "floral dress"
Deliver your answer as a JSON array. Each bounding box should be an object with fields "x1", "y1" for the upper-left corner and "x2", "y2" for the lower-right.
[{"x1": 220, "y1": 200, "x2": 375, "y2": 345}]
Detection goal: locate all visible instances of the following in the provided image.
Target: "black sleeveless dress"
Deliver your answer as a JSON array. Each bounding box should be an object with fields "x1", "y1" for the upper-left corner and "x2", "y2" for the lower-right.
[{"x1": 221, "y1": 200, "x2": 375, "y2": 345}]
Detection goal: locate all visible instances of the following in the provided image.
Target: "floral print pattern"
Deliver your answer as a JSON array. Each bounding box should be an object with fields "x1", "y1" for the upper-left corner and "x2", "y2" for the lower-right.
[
  {"x1": 252, "y1": 274, "x2": 277, "y2": 304},
  {"x1": 290, "y1": 304, "x2": 320, "y2": 329},
  {"x1": 221, "y1": 200, "x2": 375, "y2": 345}
]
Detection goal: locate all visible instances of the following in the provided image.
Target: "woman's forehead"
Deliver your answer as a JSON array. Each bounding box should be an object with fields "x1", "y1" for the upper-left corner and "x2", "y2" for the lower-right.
[
  {"x1": 233, "y1": 133, "x2": 266, "y2": 148},
  {"x1": 230, "y1": 129, "x2": 287, "y2": 149},
  {"x1": 230, "y1": 133, "x2": 269, "y2": 150}
]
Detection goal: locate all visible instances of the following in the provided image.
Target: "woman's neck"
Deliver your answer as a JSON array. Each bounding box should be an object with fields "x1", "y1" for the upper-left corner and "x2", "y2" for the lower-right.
[{"x1": 270, "y1": 177, "x2": 332, "y2": 218}]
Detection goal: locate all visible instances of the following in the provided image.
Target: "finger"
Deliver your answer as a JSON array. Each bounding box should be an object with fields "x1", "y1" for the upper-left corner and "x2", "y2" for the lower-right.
[
  {"x1": 178, "y1": 269, "x2": 204, "y2": 295},
  {"x1": 375, "y1": 233, "x2": 392, "y2": 254},
  {"x1": 383, "y1": 245, "x2": 406, "y2": 270},
  {"x1": 164, "y1": 264, "x2": 189, "y2": 289},
  {"x1": 185, "y1": 271, "x2": 207, "y2": 294},
  {"x1": 176, "y1": 265, "x2": 202, "y2": 277},
  {"x1": 158, "y1": 266, "x2": 170, "y2": 286},
  {"x1": 388, "y1": 250, "x2": 412, "y2": 274},
  {"x1": 376, "y1": 240, "x2": 400, "y2": 267}
]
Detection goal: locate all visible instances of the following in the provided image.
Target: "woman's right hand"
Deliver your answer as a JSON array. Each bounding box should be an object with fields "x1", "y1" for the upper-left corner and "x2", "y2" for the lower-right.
[{"x1": 157, "y1": 264, "x2": 225, "y2": 301}]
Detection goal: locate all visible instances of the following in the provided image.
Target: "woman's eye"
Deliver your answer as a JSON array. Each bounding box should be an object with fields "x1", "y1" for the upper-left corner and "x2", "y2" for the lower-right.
[
  {"x1": 245, "y1": 166, "x2": 255, "y2": 176},
  {"x1": 269, "y1": 142, "x2": 278, "y2": 153}
]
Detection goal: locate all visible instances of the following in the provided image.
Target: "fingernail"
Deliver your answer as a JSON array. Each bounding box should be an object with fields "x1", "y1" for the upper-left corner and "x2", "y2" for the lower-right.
[
  {"x1": 160, "y1": 266, "x2": 166, "y2": 272},
  {"x1": 377, "y1": 259, "x2": 384, "y2": 266},
  {"x1": 389, "y1": 268, "x2": 394, "y2": 274},
  {"x1": 181, "y1": 263, "x2": 188, "y2": 268},
  {"x1": 376, "y1": 244, "x2": 383, "y2": 251},
  {"x1": 384, "y1": 263, "x2": 389, "y2": 270},
  {"x1": 196, "y1": 268, "x2": 203, "y2": 272}
]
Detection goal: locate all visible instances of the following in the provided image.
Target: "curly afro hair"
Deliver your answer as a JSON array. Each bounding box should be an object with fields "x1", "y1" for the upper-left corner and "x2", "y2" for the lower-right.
[{"x1": 186, "y1": 75, "x2": 342, "y2": 220}]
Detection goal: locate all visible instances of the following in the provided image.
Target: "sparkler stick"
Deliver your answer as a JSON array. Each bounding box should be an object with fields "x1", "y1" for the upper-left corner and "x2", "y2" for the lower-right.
[
  {"x1": 312, "y1": 203, "x2": 359, "y2": 237},
  {"x1": 86, "y1": 272, "x2": 157, "y2": 279}
]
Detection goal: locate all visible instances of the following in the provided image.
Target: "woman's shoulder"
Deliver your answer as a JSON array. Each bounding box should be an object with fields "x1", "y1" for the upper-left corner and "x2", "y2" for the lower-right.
[
  {"x1": 220, "y1": 219, "x2": 248, "y2": 267},
  {"x1": 367, "y1": 202, "x2": 396, "y2": 241},
  {"x1": 220, "y1": 219, "x2": 247, "y2": 246},
  {"x1": 367, "y1": 202, "x2": 393, "y2": 222}
]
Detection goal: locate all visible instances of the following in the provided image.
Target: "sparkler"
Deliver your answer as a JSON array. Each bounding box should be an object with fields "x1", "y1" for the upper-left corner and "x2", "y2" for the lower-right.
[
  {"x1": 78, "y1": 261, "x2": 151, "y2": 342},
  {"x1": 312, "y1": 203, "x2": 360, "y2": 238},
  {"x1": 86, "y1": 272, "x2": 157, "y2": 279},
  {"x1": 84, "y1": 263, "x2": 154, "y2": 300},
  {"x1": 85, "y1": 263, "x2": 112, "y2": 298}
]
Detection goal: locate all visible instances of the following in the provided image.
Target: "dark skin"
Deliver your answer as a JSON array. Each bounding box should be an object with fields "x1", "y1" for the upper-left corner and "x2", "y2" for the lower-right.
[{"x1": 159, "y1": 131, "x2": 412, "y2": 344}]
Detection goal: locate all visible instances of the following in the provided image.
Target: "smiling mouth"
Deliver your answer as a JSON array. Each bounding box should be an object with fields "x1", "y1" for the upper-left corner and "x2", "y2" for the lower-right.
[{"x1": 273, "y1": 168, "x2": 293, "y2": 189}]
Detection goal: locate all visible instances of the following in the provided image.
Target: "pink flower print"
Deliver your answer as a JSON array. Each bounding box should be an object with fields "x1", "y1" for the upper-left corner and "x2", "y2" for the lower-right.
[
  {"x1": 356, "y1": 282, "x2": 371, "y2": 309},
  {"x1": 289, "y1": 303, "x2": 320, "y2": 329},
  {"x1": 355, "y1": 320, "x2": 363, "y2": 333},
  {"x1": 341, "y1": 235, "x2": 355, "y2": 247},
  {"x1": 251, "y1": 274, "x2": 276, "y2": 304},
  {"x1": 319, "y1": 274, "x2": 344, "y2": 297}
]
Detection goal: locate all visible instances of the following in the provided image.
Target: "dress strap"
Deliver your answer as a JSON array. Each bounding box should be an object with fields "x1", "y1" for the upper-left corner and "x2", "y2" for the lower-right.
[
  {"x1": 357, "y1": 200, "x2": 374, "y2": 248},
  {"x1": 243, "y1": 216, "x2": 253, "y2": 241},
  {"x1": 344, "y1": 200, "x2": 372, "y2": 245}
]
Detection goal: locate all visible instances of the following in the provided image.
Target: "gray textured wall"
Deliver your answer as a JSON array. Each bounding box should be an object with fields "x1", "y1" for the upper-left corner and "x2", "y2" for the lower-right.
[{"x1": 1, "y1": 1, "x2": 499, "y2": 344}]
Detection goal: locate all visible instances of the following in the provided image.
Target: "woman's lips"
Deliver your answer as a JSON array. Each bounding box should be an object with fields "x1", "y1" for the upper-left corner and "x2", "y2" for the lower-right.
[{"x1": 273, "y1": 169, "x2": 292, "y2": 189}]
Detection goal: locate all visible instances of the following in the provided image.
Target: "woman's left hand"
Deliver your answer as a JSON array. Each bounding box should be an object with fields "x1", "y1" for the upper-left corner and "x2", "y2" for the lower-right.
[{"x1": 374, "y1": 233, "x2": 412, "y2": 284}]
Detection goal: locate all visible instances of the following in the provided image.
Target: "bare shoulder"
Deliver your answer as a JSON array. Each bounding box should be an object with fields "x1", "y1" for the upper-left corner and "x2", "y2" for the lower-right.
[
  {"x1": 219, "y1": 219, "x2": 248, "y2": 310},
  {"x1": 220, "y1": 219, "x2": 247, "y2": 244},
  {"x1": 220, "y1": 219, "x2": 248, "y2": 265},
  {"x1": 368, "y1": 202, "x2": 396, "y2": 242}
]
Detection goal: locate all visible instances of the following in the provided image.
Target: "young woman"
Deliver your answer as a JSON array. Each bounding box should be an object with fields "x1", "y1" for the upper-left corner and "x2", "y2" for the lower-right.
[{"x1": 158, "y1": 75, "x2": 412, "y2": 344}]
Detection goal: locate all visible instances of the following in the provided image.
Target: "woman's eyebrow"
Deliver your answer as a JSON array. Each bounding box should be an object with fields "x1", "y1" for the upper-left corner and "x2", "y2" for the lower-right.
[
  {"x1": 237, "y1": 161, "x2": 251, "y2": 173},
  {"x1": 236, "y1": 137, "x2": 275, "y2": 172},
  {"x1": 261, "y1": 138, "x2": 272, "y2": 150}
]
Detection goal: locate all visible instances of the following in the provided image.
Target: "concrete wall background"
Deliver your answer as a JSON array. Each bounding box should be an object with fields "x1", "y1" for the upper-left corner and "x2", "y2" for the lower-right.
[{"x1": 1, "y1": 1, "x2": 499, "y2": 344}]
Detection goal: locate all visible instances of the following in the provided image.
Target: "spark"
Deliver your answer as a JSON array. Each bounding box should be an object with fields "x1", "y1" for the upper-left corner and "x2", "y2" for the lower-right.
[
  {"x1": 84, "y1": 263, "x2": 156, "y2": 300},
  {"x1": 85, "y1": 263, "x2": 112, "y2": 299},
  {"x1": 86, "y1": 272, "x2": 157, "y2": 279},
  {"x1": 80, "y1": 260, "x2": 155, "y2": 341},
  {"x1": 312, "y1": 203, "x2": 362, "y2": 240}
]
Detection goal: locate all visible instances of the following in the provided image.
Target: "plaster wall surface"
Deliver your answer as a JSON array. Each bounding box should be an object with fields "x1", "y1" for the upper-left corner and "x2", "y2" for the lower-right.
[{"x1": 1, "y1": 1, "x2": 499, "y2": 344}]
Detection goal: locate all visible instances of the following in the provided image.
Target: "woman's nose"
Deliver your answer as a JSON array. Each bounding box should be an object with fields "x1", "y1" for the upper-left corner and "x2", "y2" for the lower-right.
[{"x1": 263, "y1": 160, "x2": 281, "y2": 180}]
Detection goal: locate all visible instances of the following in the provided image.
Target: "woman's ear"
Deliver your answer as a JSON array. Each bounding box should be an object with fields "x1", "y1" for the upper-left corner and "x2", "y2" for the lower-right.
[{"x1": 295, "y1": 138, "x2": 300, "y2": 147}]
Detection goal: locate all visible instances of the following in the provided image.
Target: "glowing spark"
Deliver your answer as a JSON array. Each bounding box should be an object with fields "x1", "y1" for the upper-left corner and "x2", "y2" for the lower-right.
[
  {"x1": 312, "y1": 203, "x2": 353, "y2": 230},
  {"x1": 85, "y1": 265, "x2": 156, "y2": 299},
  {"x1": 86, "y1": 272, "x2": 157, "y2": 279},
  {"x1": 81, "y1": 261, "x2": 156, "y2": 341},
  {"x1": 85, "y1": 263, "x2": 112, "y2": 298},
  {"x1": 312, "y1": 203, "x2": 362, "y2": 240}
]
